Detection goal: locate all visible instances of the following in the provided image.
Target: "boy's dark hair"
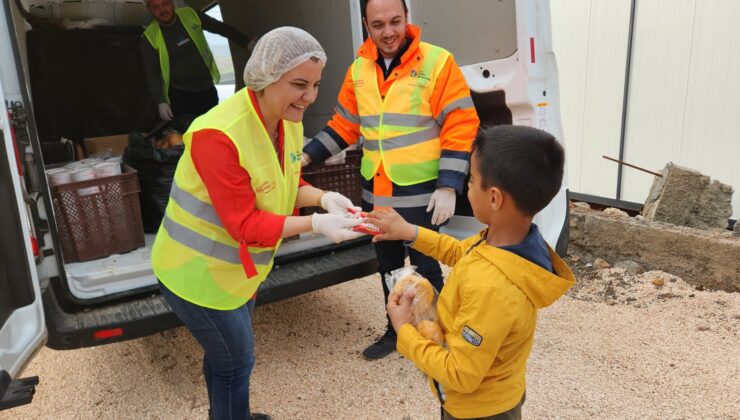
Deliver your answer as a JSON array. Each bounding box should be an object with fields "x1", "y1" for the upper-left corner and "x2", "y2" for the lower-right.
[
  {"x1": 361, "y1": 0, "x2": 408, "y2": 19},
  {"x1": 472, "y1": 125, "x2": 564, "y2": 216}
]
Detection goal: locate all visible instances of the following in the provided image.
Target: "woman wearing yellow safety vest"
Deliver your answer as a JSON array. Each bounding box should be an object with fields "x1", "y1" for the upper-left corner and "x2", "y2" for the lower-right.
[{"x1": 151, "y1": 27, "x2": 365, "y2": 420}]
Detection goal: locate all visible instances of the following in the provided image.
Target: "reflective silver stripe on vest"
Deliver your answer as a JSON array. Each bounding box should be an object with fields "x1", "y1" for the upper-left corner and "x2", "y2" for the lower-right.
[
  {"x1": 435, "y1": 96, "x2": 475, "y2": 125},
  {"x1": 439, "y1": 157, "x2": 470, "y2": 174},
  {"x1": 362, "y1": 126, "x2": 441, "y2": 152},
  {"x1": 359, "y1": 113, "x2": 437, "y2": 129},
  {"x1": 336, "y1": 103, "x2": 360, "y2": 124},
  {"x1": 316, "y1": 130, "x2": 342, "y2": 156},
  {"x1": 360, "y1": 115, "x2": 379, "y2": 127},
  {"x1": 381, "y1": 113, "x2": 438, "y2": 128},
  {"x1": 163, "y1": 215, "x2": 240, "y2": 264},
  {"x1": 362, "y1": 190, "x2": 434, "y2": 208},
  {"x1": 163, "y1": 215, "x2": 276, "y2": 266},
  {"x1": 170, "y1": 182, "x2": 223, "y2": 228}
]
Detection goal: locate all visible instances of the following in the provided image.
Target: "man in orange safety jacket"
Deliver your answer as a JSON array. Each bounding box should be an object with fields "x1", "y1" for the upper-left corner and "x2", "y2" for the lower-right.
[{"x1": 302, "y1": 0, "x2": 479, "y2": 360}]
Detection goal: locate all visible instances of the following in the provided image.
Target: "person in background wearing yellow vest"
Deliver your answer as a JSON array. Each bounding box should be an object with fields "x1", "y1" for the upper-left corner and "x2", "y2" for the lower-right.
[
  {"x1": 301, "y1": 0, "x2": 480, "y2": 360},
  {"x1": 151, "y1": 27, "x2": 364, "y2": 420},
  {"x1": 141, "y1": 0, "x2": 251, "y2": 127}
]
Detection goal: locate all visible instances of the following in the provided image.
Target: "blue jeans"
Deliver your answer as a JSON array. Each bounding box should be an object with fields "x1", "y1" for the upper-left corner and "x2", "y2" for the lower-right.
[{"x1": 159, "y1": 282, "x2": 256, "y2": 420}]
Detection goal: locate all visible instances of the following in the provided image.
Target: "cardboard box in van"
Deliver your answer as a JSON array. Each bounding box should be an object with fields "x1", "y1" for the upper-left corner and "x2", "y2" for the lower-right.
[{"x1": 84, "y1": 134, "x2": 129, "y2": 156}]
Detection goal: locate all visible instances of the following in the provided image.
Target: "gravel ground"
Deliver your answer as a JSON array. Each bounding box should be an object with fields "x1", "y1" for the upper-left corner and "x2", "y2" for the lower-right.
[{"x1": 4, "y1": 262, "x2": 739, "y2": 419}]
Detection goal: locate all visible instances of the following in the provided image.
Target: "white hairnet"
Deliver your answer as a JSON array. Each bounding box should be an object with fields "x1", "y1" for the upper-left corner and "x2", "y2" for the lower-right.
[{"x1": 243, "y1": 27, "x2": 327, "y2": 91}]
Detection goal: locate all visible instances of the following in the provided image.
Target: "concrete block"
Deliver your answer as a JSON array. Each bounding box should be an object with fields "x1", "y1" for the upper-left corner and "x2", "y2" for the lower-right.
[
  {"x1": 570, "y1": 207, "x2": 740, "y2": 292},
  {"x1": 642, "y1": 163, "x2": 734, "y2": 229}
]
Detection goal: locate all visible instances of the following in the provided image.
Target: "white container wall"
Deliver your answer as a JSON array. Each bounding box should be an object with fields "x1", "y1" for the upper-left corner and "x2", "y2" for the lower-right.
[{"x1": 551, "y1": 0, "x2": 740, "y2": 220}]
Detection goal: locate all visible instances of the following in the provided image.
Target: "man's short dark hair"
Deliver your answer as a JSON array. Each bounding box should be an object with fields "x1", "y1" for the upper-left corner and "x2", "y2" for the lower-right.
[
  {"x1": 472, "y1": 125, "x2": 565, "y2": 216},
  {"x1": 361, "y1": 0, "x2": 408, "y2": 19}
]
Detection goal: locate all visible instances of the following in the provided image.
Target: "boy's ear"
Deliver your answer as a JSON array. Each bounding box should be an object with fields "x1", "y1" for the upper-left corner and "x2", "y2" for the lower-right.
[{"x1": 490, "y1": 187, "x2": 504, "y2": 211}]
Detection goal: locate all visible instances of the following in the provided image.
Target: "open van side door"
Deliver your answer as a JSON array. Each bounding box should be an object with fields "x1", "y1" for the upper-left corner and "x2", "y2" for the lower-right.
[{"x1": 0, "y1": 2, "x2": 45, "y2": 410}]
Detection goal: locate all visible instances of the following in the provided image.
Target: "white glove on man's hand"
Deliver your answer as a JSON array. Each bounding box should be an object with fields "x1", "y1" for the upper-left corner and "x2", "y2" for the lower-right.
[
  {"x1": 426, "y1": 187, "x2": 457, "y2": 225},
  {"x1": 320, "y1": 191, "x2": 361, "y2": 215},
  {"x1": 311, "y1": 213, "x2": 365, "y2": 243},
  {"x1": 158, "y1": 103, "x2": 173, "y2": 121}
]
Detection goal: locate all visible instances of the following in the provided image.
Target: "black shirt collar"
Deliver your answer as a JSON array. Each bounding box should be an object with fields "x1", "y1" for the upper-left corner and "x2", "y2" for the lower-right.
[{"x1": 376, "y1": 37, "x2": 412, "y2": 80}]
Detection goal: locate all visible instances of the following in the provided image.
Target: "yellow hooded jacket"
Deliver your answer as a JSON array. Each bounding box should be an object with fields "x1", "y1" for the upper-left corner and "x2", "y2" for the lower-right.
[{"x1": 397, "y1": 227, "x2": 576, "y2": 418}]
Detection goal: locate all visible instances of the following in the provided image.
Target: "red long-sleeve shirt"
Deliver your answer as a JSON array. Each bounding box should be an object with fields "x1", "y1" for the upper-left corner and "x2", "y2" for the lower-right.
[{"x1": 190, "y1": 90, "x2": 309, "y2": 250}]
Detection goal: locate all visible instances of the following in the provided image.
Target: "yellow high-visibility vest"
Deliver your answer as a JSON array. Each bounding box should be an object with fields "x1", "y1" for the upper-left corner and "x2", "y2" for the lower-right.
[
  {"x1": 143, "y1": 7, "x2": 220, "y2": 104},
  {"x1": 354, "y1": 42, "x2": 450, "y2": 185},
  {"x1": 151, "y1": 88, "x2": 302, "y2": 310}
]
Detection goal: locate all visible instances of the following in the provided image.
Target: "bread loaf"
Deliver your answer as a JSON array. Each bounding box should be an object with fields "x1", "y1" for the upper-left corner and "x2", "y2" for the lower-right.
[
  {"x1": 417, "y1": 319, "x2": 444, "y2": 345},
  {"x1": 392, "y1": 273, "x2": 436, "y2": 322}
]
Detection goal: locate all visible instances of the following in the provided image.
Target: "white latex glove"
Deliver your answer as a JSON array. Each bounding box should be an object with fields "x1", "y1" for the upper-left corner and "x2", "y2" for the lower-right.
[
  {"x1": 426, "y1": 187, "x2": 457, "y2": 226},
  {"x1": 158, "y1": 103, "x2": 173, "y2": 121},
  {"x1": 320, "y1": 191, "x2": 361, "y2": 215},
  {"x1": 311, "y1": 213, "x2": 365, "y2": 243}
]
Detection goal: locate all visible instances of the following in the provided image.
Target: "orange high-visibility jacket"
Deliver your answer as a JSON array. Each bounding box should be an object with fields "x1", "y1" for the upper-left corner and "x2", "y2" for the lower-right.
[{"x1": 304, "y1": 25, "x2": 479, "y2": 208}]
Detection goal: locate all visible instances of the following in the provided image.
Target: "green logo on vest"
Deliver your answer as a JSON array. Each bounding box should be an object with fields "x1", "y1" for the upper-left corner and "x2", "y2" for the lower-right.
[{"x1": 289, "y1": 151, "x2": 300, "y2": 163}]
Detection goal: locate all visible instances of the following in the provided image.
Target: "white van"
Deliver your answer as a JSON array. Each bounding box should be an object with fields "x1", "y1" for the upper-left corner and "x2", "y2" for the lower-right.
[{"x1": 0, "y1": 0, "x2": 568, "y2": 409}]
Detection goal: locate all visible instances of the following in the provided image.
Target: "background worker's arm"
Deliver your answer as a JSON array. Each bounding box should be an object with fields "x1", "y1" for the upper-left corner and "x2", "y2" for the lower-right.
[
  {"x1": 396, "y1": 284, "x2": 514, "y2": 394},
  {"x1": 430, "y1": 56, "x2": 480, "y2": 194},
  {"x1": 197, "y1": 10, "x2": 249, "y2": 48},
  {"x1": 302, "y1": 66, "x2": 361, "y2": 166}
]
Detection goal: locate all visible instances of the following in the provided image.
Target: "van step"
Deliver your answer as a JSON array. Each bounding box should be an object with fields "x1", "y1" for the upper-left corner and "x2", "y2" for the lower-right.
[{"x1": 0, "y1": 374, "x2": 39, "y2": 411}]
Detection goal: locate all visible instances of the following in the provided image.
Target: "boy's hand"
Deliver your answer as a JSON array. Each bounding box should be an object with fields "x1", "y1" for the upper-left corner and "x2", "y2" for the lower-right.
[
  {"x1": 366, "y1": 208, "x2": 417, "y2": 243},
  {"x1": 387, "y1": 290, "x2": 415, "y2": 332}
]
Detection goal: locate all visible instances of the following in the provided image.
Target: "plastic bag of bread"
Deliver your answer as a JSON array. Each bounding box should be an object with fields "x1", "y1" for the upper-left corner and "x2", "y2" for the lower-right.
[{"x1": 385, "y1": 267, "x2": 445, "y2": 345}]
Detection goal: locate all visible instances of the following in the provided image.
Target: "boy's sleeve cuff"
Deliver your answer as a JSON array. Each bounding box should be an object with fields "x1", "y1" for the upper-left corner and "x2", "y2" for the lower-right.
[{"x1": 402, "y1": 225, "x2": 419, "y2": 247}]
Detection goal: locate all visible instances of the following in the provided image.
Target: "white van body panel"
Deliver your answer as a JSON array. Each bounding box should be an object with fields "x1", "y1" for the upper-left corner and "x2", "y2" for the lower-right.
[{"x1": 0, "y1": 0, "x2": 46, "y2": 378}]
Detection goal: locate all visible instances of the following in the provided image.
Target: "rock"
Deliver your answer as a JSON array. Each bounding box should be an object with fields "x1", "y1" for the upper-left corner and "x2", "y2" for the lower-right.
[
  {"x1": 652, "y1": 278, "x2": 665, "y2": 287},
  {"x1": 573, "y1": 201, "x2": 591, "y2": 209},
  {"x1": 603, "y1": 207, "x2": 629, "y2": 218},
  {"x1": 614, "y1": 260, "x2": 643, "y2": 275},
  {"x1": 697, "y1": 325, "x2": 710, "y2": 332},
  {"x1": 593, "y1": 258, "x2": 611, "y2": 269},
  {"x1": 642, "y1": 162, "x2": 734, "y2": 229},
  {"x1": 734, "y1": 221, "x2": 740, "y2": 237},
  {"x1": 570, "y1": 255, "x2": 581, "y2": 263}
]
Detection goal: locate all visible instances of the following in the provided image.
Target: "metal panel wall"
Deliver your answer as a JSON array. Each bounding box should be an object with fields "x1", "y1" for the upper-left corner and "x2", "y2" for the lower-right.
[
  {"x1": 622, "y1": 0, "x2": 740, "y2": 218},
  {"x1": 552, "y1": 0, "x2": 739, "y2": 219},
  {"x1": 550, "y1": 0, "x2": 632, "y2": 199}
]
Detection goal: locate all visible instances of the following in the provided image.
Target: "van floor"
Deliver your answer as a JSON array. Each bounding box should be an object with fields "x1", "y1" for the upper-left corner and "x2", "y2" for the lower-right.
[{"x1": 63, "y1": 234, "x2": 157, "y2": 300}]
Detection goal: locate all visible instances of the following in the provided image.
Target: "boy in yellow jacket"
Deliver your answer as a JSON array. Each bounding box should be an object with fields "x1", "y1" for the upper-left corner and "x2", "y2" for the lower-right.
[{"x1": 367, "y1": 125, "x2": 576, "y2": 419}]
